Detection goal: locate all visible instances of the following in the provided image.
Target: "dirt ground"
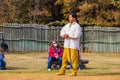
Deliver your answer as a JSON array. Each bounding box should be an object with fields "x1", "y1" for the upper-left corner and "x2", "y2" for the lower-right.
[
  {"x1": 0, "y1": 73, "x2": 120, "y2": 80},
  {"x1": 0, "y1": 52, "x2": 119, "y2": 80}
]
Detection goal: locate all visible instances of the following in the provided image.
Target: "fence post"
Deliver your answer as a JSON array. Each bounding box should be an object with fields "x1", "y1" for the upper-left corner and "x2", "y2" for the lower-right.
[
  {"x1": 49, "y1": 26, "x2": 51, "y2": 45},
  {"x1": 92, "y1": 27, "x2": 94, "y2": 53},
  {"x1": 82, "y1": 26, "x2": 85, "y2": 53},
  {"x1": 56, "y1": 26, "x2": 59, "y2": 43}
]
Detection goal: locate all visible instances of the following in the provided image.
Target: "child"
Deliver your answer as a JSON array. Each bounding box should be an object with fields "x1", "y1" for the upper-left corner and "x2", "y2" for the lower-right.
[{"x1": 0, "y1": 47, "x2": 6, "y2": 70}]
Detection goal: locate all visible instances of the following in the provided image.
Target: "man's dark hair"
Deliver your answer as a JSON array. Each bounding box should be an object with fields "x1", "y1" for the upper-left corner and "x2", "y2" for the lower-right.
[
  {"x1": 70, "y1": 13, "x2": 79, "y2": 23},
  {"x1": 71, "y1": 13, "x2": 77, "y2": 19}
]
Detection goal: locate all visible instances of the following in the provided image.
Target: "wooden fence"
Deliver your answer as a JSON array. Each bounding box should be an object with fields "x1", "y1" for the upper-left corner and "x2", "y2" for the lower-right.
[
  {"x1": 0, "y1": 23, "x2": 119, "y2": 53},
  {"x1": 83, "y1": 27, "x2": 120, "y2": 53}
]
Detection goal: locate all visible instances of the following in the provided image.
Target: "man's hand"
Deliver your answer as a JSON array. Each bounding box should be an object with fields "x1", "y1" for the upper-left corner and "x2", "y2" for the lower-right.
[{"x1": 63, "y1": 34, "x2": 69, "y2": 38}]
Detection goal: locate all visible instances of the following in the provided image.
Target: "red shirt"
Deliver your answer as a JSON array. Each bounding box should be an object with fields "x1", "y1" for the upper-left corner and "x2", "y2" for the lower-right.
[{"x1": 48, "y1": 47, "x2": 63, "y2": 58}]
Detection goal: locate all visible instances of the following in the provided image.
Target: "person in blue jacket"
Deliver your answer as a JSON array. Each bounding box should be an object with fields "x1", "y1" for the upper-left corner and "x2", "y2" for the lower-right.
[{"x1": 0, "y1": 47, "x2": 6, "y2": 70}]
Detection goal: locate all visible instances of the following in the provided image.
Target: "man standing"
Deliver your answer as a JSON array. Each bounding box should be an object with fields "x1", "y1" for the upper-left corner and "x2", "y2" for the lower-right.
[{"x1": 57, "y1": 13, "x2": 82, "y2": 76}]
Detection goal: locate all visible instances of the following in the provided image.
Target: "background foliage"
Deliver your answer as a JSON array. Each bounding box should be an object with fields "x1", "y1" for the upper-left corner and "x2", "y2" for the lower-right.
[{"x1": 0, "y1": 0, "x2": 120, "y2": 26}]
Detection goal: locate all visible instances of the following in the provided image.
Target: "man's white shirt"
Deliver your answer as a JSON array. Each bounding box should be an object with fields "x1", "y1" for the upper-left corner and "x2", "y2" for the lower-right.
[{"x1": 60, "y1": 22, "x2": 82, "y2": 49}]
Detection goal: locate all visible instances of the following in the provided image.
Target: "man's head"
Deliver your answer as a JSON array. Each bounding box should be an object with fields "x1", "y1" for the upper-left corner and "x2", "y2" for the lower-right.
[{"x1": 69, "y1": 13, "x2": 77, "y2": 23}]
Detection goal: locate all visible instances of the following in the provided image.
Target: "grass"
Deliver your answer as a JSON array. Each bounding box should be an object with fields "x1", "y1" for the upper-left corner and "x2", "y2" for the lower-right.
[{"x1": 0, "y1": 52, "x2": 120, "y2": 75}]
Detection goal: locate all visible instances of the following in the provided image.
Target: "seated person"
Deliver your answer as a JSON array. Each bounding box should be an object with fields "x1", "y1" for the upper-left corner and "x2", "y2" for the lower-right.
[
  {"x1": 70, "y1": 57, "x2": 83, "y2": 70},
  {"x1": 0, "y1": 47, "x2": 6, "y2": 70},
  {"x1": 47, "y1": 41, "x2": 63, "y2": 71}
]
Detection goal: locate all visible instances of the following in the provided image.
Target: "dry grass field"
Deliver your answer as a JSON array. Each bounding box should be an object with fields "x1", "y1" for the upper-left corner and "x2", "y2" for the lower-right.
[{"x1": 0, "y1": 52, "x2": 120, "y2": 80}]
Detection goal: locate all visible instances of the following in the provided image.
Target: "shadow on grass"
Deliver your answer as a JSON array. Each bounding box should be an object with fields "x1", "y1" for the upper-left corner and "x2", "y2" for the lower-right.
[
  {"x1": 65, "y1": 67, "x2": 97, "y2": 70},
  {"x1": 84, "y1": 67, "x2": 98, "y2": 70},
  {"x1": 6, "y1": 67, "x2": 27, "y2": 70}
]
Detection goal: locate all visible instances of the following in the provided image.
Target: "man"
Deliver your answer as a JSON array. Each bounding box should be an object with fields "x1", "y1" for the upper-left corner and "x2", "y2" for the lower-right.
[{"x1": 57, "y1": 13, "x2": 82, "y2": 76}]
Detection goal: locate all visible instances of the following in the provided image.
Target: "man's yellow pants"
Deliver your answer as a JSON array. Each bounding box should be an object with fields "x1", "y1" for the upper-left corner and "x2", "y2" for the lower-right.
[{"x1": 59, "y1": 48, "x2": 79, "y2": 74}]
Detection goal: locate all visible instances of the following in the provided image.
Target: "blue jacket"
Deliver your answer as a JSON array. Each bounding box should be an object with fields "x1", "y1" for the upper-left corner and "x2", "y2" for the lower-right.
[{"x1": 0, "y1": 53, "x2": 5, "y2": 60}]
